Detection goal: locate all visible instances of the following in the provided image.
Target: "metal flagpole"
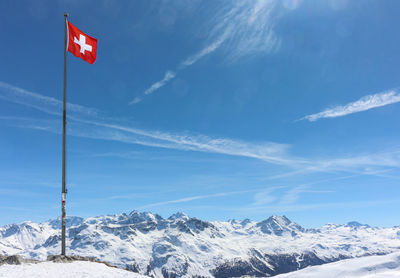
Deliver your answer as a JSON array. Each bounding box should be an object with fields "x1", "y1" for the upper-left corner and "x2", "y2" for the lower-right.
[{"x1": 61, "y1": 12, "x2": 68, "y2": 256}]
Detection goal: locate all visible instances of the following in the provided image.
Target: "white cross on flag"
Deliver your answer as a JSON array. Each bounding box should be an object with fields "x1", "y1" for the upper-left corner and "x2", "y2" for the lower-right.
[{"x1": 67, "y1": 21, "x2": 97, "y2": 64}]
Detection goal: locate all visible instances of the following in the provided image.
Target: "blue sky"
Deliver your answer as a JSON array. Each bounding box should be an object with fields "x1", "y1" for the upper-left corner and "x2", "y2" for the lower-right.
[{"x1": 1, "y1": 0, "x2": 400, "y2": 227}]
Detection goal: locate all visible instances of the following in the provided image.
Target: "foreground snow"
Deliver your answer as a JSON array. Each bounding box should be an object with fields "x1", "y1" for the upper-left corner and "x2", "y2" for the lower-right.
[
  {"x1": 0, "y1": 261, "x2": 148, "y2": 278},
  {"x1": 275, "y1": 252, "x2": 400, "y2": 278}
]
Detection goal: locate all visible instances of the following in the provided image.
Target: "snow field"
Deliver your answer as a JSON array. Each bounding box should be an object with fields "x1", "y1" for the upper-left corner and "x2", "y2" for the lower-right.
[
  {"x1": 275, "y1": 252, "x2": 400, "y2": 278},
  {"x1": 0, "y1": 261, "x2": 148, "y2": 278}
]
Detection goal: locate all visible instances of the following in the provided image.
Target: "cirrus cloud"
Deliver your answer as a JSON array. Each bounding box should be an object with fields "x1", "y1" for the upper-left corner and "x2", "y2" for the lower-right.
[{"x1": 301, "y1": 89, "x2": 400, "y2": 122}]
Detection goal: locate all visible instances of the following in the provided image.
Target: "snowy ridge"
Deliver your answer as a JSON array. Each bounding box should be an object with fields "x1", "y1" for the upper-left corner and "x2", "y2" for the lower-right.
[
  {"x1": 1, "y1": 211, "x2": 400, "y2": 277},
  {"x1": 274, "y1": 251, "x2": 400, "y2": 278}
]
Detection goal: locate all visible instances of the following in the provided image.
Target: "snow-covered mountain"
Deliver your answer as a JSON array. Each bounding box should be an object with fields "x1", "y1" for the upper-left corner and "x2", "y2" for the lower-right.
[{"x1": 1, "y1": 211, "x2": 400, "y2": 277}]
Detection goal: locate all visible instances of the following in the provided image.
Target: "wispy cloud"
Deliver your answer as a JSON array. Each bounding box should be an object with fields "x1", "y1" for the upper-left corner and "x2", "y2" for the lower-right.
[
  {"x1": 5, "y1": 113, "x2": 400, "y2": 176},
  {"x1": 140, "y1": 190, "x2": 255, "y2": 209},
  {"x1": 256, "y1": 174, "x2": 368, "y2": 208},
  {"x1": 4, "y1": 82, "x2": 400, "y2": 177},
  {"x1": 252, "y1": 186, "x2": 285, "y2": 206},
  {"x1": 130, "y1": 36, "x2": 225, "y2": 104},
  {"x1": 231, "y1": 199, "x2": 400, "y2": 214},
  {"x1": 301, "y1": 89, "x2": 400, "y2": 121},
  {"x1": 279, "y1": 184, "x2": 309, "y2": 205},
  {"x1": 278, "y1": 185, "x2": 333, "y2": 205},
  {"x1": 313, "y1": 150, "x2": 400, "y2": 172},
  {"x1": 274, "y1": 170, "x2": 400, "y2": 208},
  {"x1": 130, "y1": 97, "x2": 142, "y2": 104},
  {"x1": 268, "y1": 168, "x2": 397, "y2": 206},
  {"x1": 206, "y1": 0, "x2": 281, "y2": 61},
  {"x1": 0, "y1": 81, "x2": 295, "y2": 165},
  {"x1": 158, "y1": 195, "x2": 399, "y2": 216},
  {"x1": 0, "y1": 81, "x2": 98, "y2": 118},
  {"x1": 5, "y1": 116, "x2": 400, "y2": 176},
  {"x1": 6, "y1": 115, "x2": 295, "y2": 166},
  {"x1": 134, "y1": 71, "x2": 176, "y2": 101},
  {"x1": 129, "y1": 0, "x2": 283, "y2": 104},
  {"x1": 180, "y1": 35, "x2": 227, "y2": 68}
]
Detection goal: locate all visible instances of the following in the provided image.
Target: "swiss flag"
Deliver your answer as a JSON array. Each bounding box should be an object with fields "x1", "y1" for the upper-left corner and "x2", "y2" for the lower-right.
[{"x1": 67, "y1": 21, "x2": 97, "y2": 64}]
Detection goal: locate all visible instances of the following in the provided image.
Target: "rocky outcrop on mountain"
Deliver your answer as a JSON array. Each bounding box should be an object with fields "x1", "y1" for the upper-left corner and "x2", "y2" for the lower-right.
[
  {"x1": 0, "y1": 254, "x2": 37, "y2": 265},
  {"x1": 211, "y1": 252, "x2": 328, "y2": 278}
]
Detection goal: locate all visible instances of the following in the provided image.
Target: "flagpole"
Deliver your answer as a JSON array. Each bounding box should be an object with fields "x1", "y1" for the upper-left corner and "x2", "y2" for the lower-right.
[{"x1": 61, "y1": 12, "x2": 68, "y2": 256}]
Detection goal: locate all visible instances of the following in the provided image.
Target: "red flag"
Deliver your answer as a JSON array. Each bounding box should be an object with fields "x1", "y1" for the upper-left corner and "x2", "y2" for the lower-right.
[{"x1": 67, "y1": 21, "x2": 98, "y2": 64}]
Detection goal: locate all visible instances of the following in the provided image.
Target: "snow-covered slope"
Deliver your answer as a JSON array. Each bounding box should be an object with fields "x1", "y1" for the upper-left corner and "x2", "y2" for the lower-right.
[
  {"x1": 1, "y1": 211, "x2": 400, "y2": 277},
  {"x1": 0, "y1": 261, "x2": 148, "y2": 278},
  {"x1": 275, "y1": 251, "x2": 400, "y2": 278}
]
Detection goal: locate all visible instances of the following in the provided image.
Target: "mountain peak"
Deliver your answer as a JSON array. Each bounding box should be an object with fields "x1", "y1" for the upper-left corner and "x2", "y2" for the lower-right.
[
  {"x1": 346, "y1": 221, "x2": 371, "y2": 228},
  {"x1": 256, "y1": 215, "x2": 304, "y2": 235},
  {"x1": 126, "y1": 210, "x2": 163, "y2": 224},
  {"x1": 168, "y1": 212, "x2": 189, "y2": 221},
  {"x1": 47, "y1": 216, "x2": 84, "y2": 229},
  {"x1": 267, "y1": 215, "x2": 291, "y2": 223},
  {"x1": 229, "y1": 218, "x2": 252, "y2": 226}
]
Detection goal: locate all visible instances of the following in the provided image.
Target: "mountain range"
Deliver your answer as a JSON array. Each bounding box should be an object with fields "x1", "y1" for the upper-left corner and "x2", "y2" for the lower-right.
[{"x1": 1, "y1": 211, "x2": 399, "y2": 277}]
